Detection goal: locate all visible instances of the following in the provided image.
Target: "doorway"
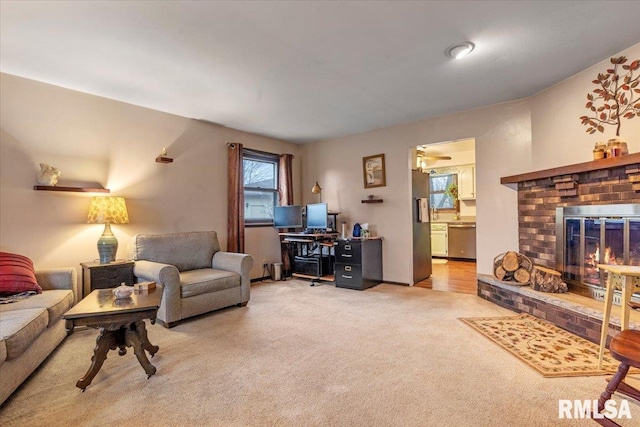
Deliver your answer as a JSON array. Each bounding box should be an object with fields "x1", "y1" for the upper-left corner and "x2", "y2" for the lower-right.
[{"x1": 412, "y1": 138, "x2": 477, "y2": 291}]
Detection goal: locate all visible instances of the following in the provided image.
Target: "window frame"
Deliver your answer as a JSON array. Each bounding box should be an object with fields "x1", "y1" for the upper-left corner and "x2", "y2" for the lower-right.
[
  {"x1": 429, "y1": 173, "x2": 457, "y2": 211},
  {"x1": 243, "y1": 149, "x2": 279, "y2": 227}
]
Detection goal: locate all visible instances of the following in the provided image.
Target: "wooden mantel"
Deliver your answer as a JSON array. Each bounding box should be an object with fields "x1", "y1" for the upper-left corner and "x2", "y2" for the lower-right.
[{"x1": 501, "y1": 153, "x2": 640, "y2": 184}]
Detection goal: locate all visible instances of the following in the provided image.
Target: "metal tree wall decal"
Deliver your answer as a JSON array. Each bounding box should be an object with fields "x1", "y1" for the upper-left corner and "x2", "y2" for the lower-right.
[{"x1": 580, "y1": 56, "x2": 640, "y2": 136}]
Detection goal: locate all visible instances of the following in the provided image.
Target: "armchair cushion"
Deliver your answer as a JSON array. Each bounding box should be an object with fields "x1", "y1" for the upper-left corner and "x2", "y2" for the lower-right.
[
  {"x1": 180, "y1": 269, "x2": 240, "y2": 298},
  {"x1": 133, "y1": 231, "x2": 220, "y2": 272},
  {"x1": 0, "y1": 252, "x2": 42, "y2": 296}
]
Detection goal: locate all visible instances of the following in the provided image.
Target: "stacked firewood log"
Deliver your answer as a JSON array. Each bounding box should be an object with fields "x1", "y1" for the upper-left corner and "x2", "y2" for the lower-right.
[
  {"x1": 530, "y1": 265, "x2": 568, "y2": 293},
  {"x1": 493, "y1": 251, "x2": 533, "y2": 285},
  {"x1": 493, "y1": 251, "x2": 568, "y2": 293}
]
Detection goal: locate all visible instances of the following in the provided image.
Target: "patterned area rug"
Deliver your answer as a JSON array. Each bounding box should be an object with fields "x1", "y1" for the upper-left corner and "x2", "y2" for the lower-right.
[{"x1": 460, "y1": 313, "x2": 623, "y2": 378}]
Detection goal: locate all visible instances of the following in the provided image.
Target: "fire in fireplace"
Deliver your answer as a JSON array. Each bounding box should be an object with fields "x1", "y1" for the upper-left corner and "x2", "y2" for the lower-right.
[{"x1": 556, "y1": 204, "x2": 640, "y2": 301}]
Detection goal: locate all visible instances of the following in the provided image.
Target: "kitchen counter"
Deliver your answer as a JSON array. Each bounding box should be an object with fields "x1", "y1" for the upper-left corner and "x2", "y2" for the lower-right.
[{"x1": 431, "y1": 217, "x2": 476, "y2": 224}]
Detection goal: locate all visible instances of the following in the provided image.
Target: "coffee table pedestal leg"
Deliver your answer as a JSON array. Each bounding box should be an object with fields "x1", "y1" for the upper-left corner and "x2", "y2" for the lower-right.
[
  {"x1": 76, "y1": 328, "x2": 118, "y2": 391},
  {"x1": 125, "y1": 321, "x2": 157, "y2": 378},
  {"x1": 75, "y1": 321, "x2": 159, "y2": 390}
]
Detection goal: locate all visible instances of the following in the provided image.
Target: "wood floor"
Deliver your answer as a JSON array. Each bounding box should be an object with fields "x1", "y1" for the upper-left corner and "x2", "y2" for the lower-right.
[{"x1": 414, "y1": 258, "x2": 477, "y2": 294}]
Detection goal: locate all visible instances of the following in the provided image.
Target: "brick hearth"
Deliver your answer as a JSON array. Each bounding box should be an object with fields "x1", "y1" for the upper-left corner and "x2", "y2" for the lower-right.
[{"x1": 477, "y1": 275, "x2": 640, "y2": 345}]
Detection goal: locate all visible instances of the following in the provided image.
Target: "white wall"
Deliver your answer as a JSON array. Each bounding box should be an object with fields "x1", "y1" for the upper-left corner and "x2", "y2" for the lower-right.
[
  {"x1": 300, "y1": 42, "x2": 640, "y2": 284},
  {"x1": 532, "y1": 43, "x2": 640, "y2": 163},
  {"x1": 0, "y1": 73, "x2": 301, "y2": 279},
  {"x1": 2, "y1": 42, "x2": 638, "y2": 286},
  {"x1": 301, "y1": 99, "x2": 532, "y2": 283}
]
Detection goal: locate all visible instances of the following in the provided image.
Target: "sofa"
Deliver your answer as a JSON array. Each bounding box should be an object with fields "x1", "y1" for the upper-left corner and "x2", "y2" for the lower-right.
[
  {"x1": 0, "y1": 268, "x2": 78, "y2": 405},
  {"x1": 131, "y1": 231, "x2": 253, "y2": 328}
]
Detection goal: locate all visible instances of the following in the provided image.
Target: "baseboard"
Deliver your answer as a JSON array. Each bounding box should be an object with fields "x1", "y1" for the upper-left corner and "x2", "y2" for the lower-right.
[
  {"x1": 251, "y1": 276, "x2": 272, "y2": 283},
  {"x1": 384, "y1": 280, "x2": 410, "y2": 286}
]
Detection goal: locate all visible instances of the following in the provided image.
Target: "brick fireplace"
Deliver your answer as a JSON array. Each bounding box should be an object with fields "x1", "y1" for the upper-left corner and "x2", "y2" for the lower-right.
[
  {"x1": 477, "y1": 153, "x2": 640, "y2": 343},
  {"x1": 513, "y1": 154, "x2": 640, "y2": 300}
]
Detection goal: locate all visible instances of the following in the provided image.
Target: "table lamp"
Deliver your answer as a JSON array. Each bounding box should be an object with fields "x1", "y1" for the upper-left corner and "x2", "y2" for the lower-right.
[
  {"x1": 87, "y1": 196, "x2": 129, "y2": 263},
  {"x1": 311, "y1": 181, "x2": 322, "y2": 202}
]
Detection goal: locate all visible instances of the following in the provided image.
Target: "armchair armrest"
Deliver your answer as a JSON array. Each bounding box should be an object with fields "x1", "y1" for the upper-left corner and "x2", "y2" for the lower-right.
[
  {"x1": 212, "y1": 252, "x2": 253, "y2": 302},
  {"x1": 35, "y1": 268, "x2": 78, "y2": 303},
  {"x1": 133, "y1": 260, "x2": 181, "y2": 324}
]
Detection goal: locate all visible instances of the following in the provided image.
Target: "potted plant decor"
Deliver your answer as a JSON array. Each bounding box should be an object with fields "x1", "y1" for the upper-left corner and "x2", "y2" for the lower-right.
[{"x1": 446, "y1": 183, "x2": 460, "y2": 220}]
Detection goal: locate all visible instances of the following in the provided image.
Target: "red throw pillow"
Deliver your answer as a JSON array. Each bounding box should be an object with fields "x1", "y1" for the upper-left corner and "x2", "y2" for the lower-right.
[{"x1": 0, "y1": 252, "x2": 43, "y2": 295}]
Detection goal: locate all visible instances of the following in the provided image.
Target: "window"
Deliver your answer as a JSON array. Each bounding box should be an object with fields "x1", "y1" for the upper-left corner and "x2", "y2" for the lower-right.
[
  {"x1": 243, "y1": 150, "x2": 279, "y2": 225},
  {"x1": 429, "y1": 174, "x2": 457, "y2": 210}
]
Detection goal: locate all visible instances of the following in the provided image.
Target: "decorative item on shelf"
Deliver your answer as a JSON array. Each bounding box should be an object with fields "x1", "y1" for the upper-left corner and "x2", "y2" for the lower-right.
[
  {"x1": 362, "y1": 153, "x2": 386, "y2": 188},
  {"x1": 155, "y1": 147, "x2": 173, "y2": 163},
  {"x1": 311, "y1": 181, "x2": 322, "y2": 202},
  {"x1": 593, "y1": 141, "x2": 605, "y2": 160},
  {"x1": 361, "y1": 196, "x2": 383, "y2": 203},
  {"x1": 87, "y1": 196, "x2": 129, "y2": 264},
  {"x1": 580, "y1": 56, "x2": 639, "y2": 155},
  {"x1": 36, "y1": 163, "x2": 61, "y2": 186}
]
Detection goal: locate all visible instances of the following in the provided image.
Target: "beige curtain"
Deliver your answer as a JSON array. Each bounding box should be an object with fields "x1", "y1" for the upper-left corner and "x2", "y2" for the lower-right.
[{"x1": 227, "y1": 143, "x2": 244, "y2": 253}]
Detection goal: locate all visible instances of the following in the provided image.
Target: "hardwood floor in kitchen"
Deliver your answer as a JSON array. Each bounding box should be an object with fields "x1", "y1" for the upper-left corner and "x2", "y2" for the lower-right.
[{"x1": 414, "y1": 258, "x2": 477, "y2": 294}]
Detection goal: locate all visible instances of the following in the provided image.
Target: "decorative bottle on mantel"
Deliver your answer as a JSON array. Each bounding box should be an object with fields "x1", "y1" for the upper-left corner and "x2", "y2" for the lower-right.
[{"x1": 593, "y1": 142, "x2": 605, "y2": 160}]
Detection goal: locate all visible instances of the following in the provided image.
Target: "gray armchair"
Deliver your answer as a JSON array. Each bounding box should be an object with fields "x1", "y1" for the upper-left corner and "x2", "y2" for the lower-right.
[{"x1": 131, "y1": 231, "x2": 253, "y2": 328}]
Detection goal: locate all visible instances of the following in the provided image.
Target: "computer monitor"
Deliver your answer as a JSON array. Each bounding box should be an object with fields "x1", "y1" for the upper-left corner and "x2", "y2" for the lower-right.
[
  {"x1": 305, "y1": 203, "x2": 328, "y2": 230},
  {"x1": 273, "y1": 205, "x2": 303, "y2": 228}
]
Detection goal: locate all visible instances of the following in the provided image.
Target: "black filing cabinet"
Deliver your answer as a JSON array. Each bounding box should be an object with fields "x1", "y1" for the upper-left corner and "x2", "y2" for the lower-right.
[
  {"x1": 335, "y1": 238, "x2": 382, "y2": 290},
  {"x1": 80, "y1": 260, "x2": 135, "y2": 299}
]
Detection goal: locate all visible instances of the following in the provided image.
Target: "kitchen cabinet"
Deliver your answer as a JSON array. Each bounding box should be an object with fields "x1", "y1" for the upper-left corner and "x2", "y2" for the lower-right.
[
  {"x1": 431, "y1": 223, "x2": 448, "y2": 257},
  {"x1": 458, "y1": 165, "x2": 475, "y2": 200}
]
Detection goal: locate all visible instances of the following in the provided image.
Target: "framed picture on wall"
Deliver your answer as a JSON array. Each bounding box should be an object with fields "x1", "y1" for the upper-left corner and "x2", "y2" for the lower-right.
[{"x1": 362, "y1": 153, "x2": 386, "y2": 188}]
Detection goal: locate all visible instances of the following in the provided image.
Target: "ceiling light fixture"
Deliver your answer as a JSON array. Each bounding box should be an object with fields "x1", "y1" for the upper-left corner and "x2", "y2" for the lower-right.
[{"x1": 445, "y1": 42, "x2": 475, "y2": 59}]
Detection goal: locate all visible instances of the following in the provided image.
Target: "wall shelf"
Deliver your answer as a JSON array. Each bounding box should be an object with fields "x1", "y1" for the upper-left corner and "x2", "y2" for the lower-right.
[
  {"x1": 361, "y1": 199, "x2": 383, "y2": 203},
  {"x1": 500, "y1": 153, "x2": 640, "y2": 184},
  {"x1": 155, "y1": 156, "x2": 173, "y2": 164},
  {"x1": 33, "y1": 185, "x2": 110, "y2": 193}
]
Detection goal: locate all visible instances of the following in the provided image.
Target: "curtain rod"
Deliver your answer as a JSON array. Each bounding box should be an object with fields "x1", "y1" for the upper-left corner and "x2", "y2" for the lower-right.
[{"x1": 227, "y1": 143, "x2": 294, "y2": 158}]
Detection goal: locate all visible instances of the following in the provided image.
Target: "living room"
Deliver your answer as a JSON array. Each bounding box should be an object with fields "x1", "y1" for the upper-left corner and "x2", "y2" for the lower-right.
[{"x1": 2, "y1": 2, "x2": 640, "y2": 425}]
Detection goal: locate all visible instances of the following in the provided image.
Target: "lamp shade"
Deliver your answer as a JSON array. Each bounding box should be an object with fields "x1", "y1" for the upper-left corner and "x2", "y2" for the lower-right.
[
  {"x1": 87, "y1": 197, "x2": 129, "y2": 264},
  {"x1": 311, "y1": 181, "x2": 322, "y2": 194},
  {"x1": 87, "y1": 197, "x2": 129, "y2": 224}
]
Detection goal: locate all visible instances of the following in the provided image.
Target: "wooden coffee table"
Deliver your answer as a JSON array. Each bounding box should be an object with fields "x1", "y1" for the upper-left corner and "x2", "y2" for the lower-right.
[{"x1": 64, "y1": 288, "x2": 162, "y2": 390}]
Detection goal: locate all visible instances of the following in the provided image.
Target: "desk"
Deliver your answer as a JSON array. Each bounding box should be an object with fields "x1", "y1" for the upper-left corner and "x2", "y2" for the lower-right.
[
  {"x1": 280, "y1": 232, "x2": 338, "y2": 284},
  {"x1": 597, "y1": 264, "x2": 640, "y2": 369}
]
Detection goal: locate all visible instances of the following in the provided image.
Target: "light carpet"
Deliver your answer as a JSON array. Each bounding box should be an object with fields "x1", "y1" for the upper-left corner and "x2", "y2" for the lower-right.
[
  {"x1": 1, "y1": 280, "x2": 639, "y2": 426},
  {"x1": 460, "y1": 313, "x2": 623, "y2": 378}
]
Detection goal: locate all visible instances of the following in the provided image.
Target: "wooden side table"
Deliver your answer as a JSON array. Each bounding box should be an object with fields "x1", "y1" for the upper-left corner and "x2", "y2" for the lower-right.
[
  {"x1": 80, "y1": 260, "x2": 135, "y2": 300},
  {"x1": 597, "y1": 264, "x2": 640, "y2": 369}
]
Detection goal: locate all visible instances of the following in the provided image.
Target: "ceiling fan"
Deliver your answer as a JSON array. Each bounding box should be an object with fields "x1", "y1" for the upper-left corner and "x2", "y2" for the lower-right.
[{"x1": 416, "y1": 150, "x2": 451, "y2": 161}]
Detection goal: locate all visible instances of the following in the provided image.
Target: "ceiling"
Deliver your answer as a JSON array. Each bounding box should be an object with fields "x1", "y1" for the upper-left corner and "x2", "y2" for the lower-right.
[{"x1": 2, "y1": 1, "x2": 640, "y2": 144}]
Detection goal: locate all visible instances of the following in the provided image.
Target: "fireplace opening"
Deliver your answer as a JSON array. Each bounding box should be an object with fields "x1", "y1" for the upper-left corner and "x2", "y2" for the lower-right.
[{"x1": 556, "y1": 204, "x2": 640, "y2": 302}]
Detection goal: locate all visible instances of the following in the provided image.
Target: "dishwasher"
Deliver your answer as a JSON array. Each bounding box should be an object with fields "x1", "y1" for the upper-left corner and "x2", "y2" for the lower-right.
[{"x1": 447, "y1": 223, "x2": 476, "y2": 260}]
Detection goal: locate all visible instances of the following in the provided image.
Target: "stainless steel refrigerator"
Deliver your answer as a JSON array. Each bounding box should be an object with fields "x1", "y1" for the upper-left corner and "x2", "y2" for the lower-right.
[{"x1": 412, "y1": 170, "x2": 432, "y2": 282}]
